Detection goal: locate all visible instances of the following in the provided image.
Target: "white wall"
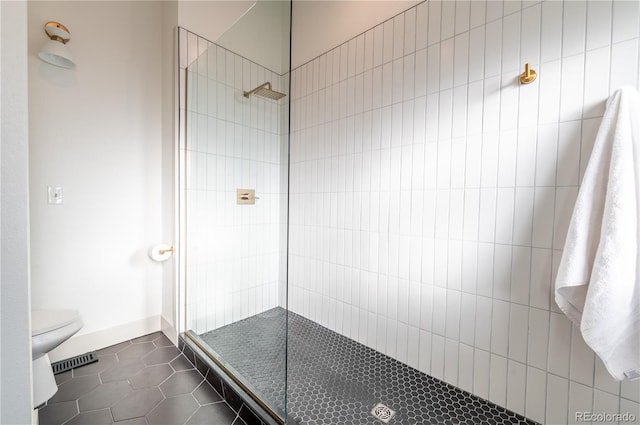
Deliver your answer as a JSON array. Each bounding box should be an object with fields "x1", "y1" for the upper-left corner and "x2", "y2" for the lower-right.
[
  {"x1": 178, "y1": 0, "x2": 255, "y2": 51},
  {"x1": 161, "y1": 1, "x2": 179, "y2": 343},
  {"x1": 28, "y1": 1, "x2": 167, "y2": 354},
  {"x1": 289, "y1": 0, "x2": 640, "y2": 423},
  {"x1": 1, "y1": 0, "x2": 33, "y2": 422},
  {"x1": 216, "y1": 0, "x2": 291, "y2": 75}
]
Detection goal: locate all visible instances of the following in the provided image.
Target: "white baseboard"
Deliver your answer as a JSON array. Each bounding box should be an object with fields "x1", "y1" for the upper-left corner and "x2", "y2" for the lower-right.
[
  {"x1": 161, "y1": 316, "x2": 178, "y2": 346},
  {"x1": 49, "y1": 315, "x2": 162, "y2": 363}
]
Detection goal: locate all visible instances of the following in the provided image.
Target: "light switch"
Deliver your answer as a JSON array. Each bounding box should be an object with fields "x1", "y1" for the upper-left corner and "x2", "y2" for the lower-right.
[{"x1": 47, "y1": 186, "x2": 63, "y2": 205}]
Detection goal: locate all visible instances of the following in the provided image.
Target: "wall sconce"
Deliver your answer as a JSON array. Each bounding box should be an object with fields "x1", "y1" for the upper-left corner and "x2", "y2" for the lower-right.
[{"x1": 38, "y1": 22, "x2": 75, "y2": 69}]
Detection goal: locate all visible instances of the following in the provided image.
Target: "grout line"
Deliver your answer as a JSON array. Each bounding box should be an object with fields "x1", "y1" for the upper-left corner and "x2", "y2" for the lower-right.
[
  {"x1": 426, "y1": 0, "x2": 442, "y2": 379},
  {"x1": 520, "y1": 0, "x2": 545, "y2": 417},
  {"x1": 544, "y1": 0, "x2": 567, "y2": 418},
  {"x1": 456, "y1": 0, "x2": 474, "y2": 393}
]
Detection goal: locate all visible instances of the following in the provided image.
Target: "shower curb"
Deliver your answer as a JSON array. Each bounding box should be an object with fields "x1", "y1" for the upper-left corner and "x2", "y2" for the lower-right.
[{"x1": 179, "y1": 334, "x2": 279, "y2": 425}]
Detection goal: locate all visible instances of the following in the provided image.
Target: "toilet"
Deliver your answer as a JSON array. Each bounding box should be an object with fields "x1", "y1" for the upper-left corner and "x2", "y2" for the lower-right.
[{"x1": 31, "y1": 309, "x2": 83, "y2": 407}]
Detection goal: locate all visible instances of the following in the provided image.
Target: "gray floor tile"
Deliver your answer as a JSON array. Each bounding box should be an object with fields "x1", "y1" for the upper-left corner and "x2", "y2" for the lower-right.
[
  {"x1": 39, "y1": 308, "x2": 543, "y2": 425},
  {"x1": 97, "y1": 341, "x2": 132, "y2": 356},
  {"x1": 111, "y1": 388, "x2": 164, "y2": 422},
  {"x1": 100, "y1": 358, "x2": 146, "y2": 383},
  {"x1": 169, "y1": 356, "x2": 194, "y2": 372},
  {"x1": 146, "y1": 394, "x2": 199, "y2": 425},
  {"x1": 185, "y1": 403, "x2": 238, "y2": 425},
  {"x1": 159, "y1": 369, "x2": 203, "y2": 398},
  {"x1": 38, "y1": 401, "x2": 78, "y2": 425},
  {"x1": 49, "y1": 374, "x2": 101, "y2": 403},
  {"x1": 78, "y1": 380, "x2": 133, "y2": 412},
  {"x1": 152, "y1": 335, "x2": 174, "y2": 348},
  {"x1": 129, "y1": 364, "x2": 174, "y2": 389},
  {"x1": 114, "y1": 417, "x2": 149, "y2": 425},
  {"x1": 132, "y1": 332, "x2": 164, "y2": 343},
  {"x1": 117, "y1": 342, "x2": 156, "y2": 362},
  {"x1": 192, "y1": 381, "x2": 223, "y2": 405},
  {"x1": 54, "y1": 370, "x2": 73, "y2": 386},
  {"x1": 143, "y1": 346, "x2": 181, "y2": 366},
  {"x1": 38, "y1": 336, "x2": 224, "y2": 425},
  {"x1": 64, "y1": 408, "x2": 113, "y2": 425}
]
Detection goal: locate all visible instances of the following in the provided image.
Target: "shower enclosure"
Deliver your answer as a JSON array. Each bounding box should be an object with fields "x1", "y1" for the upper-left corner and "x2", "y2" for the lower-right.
[
  {"x1": 179, "y1": 1, "x2": 640, "y2": 424},
  {"x1": 178, "y1": 6, "x2": 530, "y2": 422}
]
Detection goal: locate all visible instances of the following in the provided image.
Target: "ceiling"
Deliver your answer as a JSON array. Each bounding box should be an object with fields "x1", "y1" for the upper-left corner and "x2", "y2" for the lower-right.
[{"x1": 179, "y1": 0, "x2": 421, "y2": 73}]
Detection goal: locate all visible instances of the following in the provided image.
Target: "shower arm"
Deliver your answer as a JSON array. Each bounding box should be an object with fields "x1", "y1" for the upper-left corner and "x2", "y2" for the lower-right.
[{"x1": 243, "y1": 82, "x2": 272, "y2": 98}]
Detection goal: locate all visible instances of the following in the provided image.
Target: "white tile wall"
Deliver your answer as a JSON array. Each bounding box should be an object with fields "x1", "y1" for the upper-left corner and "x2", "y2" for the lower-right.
[
  {"x1": 289, "y1": 1, "x2": 640, "y2": 423},
  {"x1": 181, "y1": 29, "x2": 289, "y2": 334}
]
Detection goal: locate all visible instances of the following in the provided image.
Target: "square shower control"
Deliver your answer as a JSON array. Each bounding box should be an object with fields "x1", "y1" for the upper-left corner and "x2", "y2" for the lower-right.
[{"x1": 237, "y1": 189, "x2": 256, "y2": 205}]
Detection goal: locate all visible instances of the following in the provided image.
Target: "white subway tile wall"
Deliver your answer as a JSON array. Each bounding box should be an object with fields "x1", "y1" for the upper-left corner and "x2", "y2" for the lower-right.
[
  {"x1": 181, "y1": 30, "x2": 289, "y2": 334},
  {"x1": 288, "y1": 1, "x2": 640, "y2": 423}
]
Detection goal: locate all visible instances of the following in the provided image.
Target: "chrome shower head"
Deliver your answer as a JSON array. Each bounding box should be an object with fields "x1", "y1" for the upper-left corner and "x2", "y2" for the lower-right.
[{"x1": 243, "y1": 82, "x2": 286, "y2": 101}]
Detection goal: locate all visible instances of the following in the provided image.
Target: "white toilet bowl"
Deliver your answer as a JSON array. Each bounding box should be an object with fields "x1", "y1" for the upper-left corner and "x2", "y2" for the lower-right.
[{"x1": 32, "y1": 309, "x2": 83, "y2": 407}]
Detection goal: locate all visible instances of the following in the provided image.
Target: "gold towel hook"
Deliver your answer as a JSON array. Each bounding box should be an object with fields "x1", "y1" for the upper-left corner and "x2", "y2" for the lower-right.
[{"x1": 520, "y1": 63, "x2": 537, "y2": 84}]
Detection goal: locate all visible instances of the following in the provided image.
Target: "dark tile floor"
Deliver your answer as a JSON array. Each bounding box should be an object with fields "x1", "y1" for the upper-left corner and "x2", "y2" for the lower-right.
[
  {"x1": 200, "y1": 308, "x2": 286, "y2": 418},
  {"x1": 38, "y1": 332, "x2": 248, "y2": 425},
  {"x1": 200, "y1": 308, "x2": 540, "y2": 425}
]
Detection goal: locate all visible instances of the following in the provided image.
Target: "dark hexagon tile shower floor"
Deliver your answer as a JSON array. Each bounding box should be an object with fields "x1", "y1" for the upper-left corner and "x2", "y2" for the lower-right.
[{"x1": 200, "y1": 307, "x2": 540, "y2": 425}]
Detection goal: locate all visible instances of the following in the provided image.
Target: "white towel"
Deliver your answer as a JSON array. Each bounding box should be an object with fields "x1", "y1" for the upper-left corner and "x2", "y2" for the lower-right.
[{"x1": 555, "y1": 86, "x2": 640, "y2": 381}]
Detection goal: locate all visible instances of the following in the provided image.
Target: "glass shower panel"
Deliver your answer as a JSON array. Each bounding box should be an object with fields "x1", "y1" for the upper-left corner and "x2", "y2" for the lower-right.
[
  {"x1": 181, "y1": 1, "x2": 290, "y2": 421},
  {"x1": 185, "y1": 46, "x2": 286, "y2": 334}
]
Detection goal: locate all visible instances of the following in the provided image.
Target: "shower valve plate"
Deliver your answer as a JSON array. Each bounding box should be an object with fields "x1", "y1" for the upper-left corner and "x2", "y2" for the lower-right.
[
  {"x1": 371, "y1": 403, "x2": 396, "y2": 424},
  {"x1": 236, "y1": 188, "x2": 256, "y2": 205}
]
